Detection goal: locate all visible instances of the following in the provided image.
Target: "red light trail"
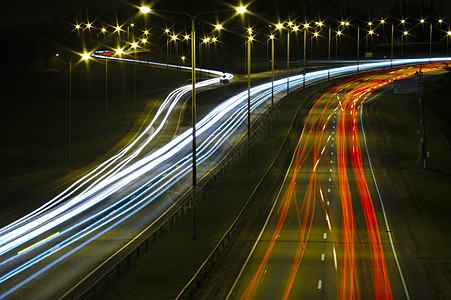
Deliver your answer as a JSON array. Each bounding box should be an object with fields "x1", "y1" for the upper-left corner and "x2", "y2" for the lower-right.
[{"x1": 239, "y1": 63, "x2": 444, "y2": 299}]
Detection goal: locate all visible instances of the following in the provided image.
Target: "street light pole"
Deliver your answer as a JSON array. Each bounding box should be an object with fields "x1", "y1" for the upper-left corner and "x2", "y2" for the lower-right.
[
  {"x1": 429, "y1": 23, "x2": 432, "y2": 60},
  {"x1": 303, "y1": 25, "x2": 307, "y2": 88},
  {"x1": 270, "y1": 34, "x2": 274, "y2": 137},
  {"x1": 447, "y1": 31, "x2": 451, "y2": 56},
  {"x1": 391, "y1": 24, "x2": 394, "y2": 66},
  {"x1": 287, "y1": 27, "x2": 290, "y2": 94},
  {"x1": 190, "y1": 17, "x2": 197, "y2": 240},
  {"x1": 247, "y1": 35, "x2": 252, "y2": 173},
  {"x1": 328, "y1": 26, "x2": 331, "y2": 80},
  {"x1": 105, "y1": 57, "x2": 108, "y2": 140},
  {"x1": 133, "y1": 47, "x2": 137, "y2": 107},
  {"x1": 357, "y1": 26, "x2": 360, "y2": 74},
  {"x1": 122, "y1": 55, "x2": 126, "y2": 120},
  {"x1": 69, "y1": 57, "x2": 72, "y2": 168}
]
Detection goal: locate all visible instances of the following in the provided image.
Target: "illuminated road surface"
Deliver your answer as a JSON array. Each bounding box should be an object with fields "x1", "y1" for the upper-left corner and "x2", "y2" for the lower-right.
[
  {"x1": 227, "y1": 63, "x2": 446, "y2": 299},
  {"x1": 0, "y1": 54, "x2": 448, "y2": 299}
]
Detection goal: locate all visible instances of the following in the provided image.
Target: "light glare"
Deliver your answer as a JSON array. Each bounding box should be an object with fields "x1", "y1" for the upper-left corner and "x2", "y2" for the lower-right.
[
  {"x1": 140, "y1": 6, "x2": 151, "y2": 14},
  {"x1": 236, "y1": 6, "x2": 246, "y2": 14}
]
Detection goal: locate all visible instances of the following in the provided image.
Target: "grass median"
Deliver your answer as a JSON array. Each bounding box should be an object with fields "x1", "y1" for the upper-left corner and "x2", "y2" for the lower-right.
[{"x1": 375, "y1": 69, "x2": 451, "y2": 299}]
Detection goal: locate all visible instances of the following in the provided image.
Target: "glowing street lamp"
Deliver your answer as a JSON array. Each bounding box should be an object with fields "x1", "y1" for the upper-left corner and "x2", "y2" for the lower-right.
[
  {"x1": 314, "y1": 20, "x2": 331, "y2": 79},
  {"x1": 366, "y1": 29, "x2": 375, "y2": 53},
  {"x1": 81, "y1": 52, "x2": 91, "y2": 60},
  {"x1": 140, "y1": 6, "x2": 151, "y2": 14},
  {"x1": 402, "y1": 31, "x2": 408, "y2": 58},
  {"x1": 131, "y1": 42, "x2": 138, "y2": 105},
  {"x1": 335, "y1": 30, "x2": 342, "y2": 59},
  {"x1": 278, "y1": 21, "x2": 298, "y2": 94},
  {"x1": 68, "y1": 52, "x2": 91, "y2": 166},
  {"x1": 246, "y1": 33, "x2": 253, "y2": 172},
  {"x1": 114, "y1": 47, "x2": 127, "y2": 119},
  {"x1": 236, "y1": 5, "x2": 247, "y2": 14},
  {"x1": 303, "y1": 22, "x2": 309, "y2": 87}
]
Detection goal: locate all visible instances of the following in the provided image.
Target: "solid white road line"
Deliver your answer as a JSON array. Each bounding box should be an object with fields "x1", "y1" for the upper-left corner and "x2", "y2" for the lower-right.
[{"x1": 360, "y1": 101, "x2": 410, "y2": 300}]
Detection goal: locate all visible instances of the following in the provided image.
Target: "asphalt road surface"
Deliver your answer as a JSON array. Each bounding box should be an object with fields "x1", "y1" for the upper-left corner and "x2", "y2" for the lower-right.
[{"x1": 227, "y1": 64, "x2": 444, "y2": 300}]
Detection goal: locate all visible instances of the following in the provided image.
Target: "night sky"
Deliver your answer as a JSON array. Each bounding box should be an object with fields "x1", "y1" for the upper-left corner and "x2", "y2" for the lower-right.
[{"x1": 2, "y1": 0, "x2": 450, "y2": 28}]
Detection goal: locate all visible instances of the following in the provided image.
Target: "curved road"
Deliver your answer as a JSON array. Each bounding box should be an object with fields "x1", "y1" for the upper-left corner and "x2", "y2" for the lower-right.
[{"x1": 0, "y1": 54, "x2": 448, "y2": 299}]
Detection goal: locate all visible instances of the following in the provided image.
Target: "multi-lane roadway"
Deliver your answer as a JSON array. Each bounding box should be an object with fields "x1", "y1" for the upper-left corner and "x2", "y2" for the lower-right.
[{"x1": 227, "y1": 64, "x2": 445, "y2": 299}]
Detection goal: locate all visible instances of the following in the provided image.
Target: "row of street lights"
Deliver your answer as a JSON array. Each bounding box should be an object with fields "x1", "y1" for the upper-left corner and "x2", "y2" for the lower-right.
[{"x1": 74, "y1": 17, "x2": 451, "y2": 71}]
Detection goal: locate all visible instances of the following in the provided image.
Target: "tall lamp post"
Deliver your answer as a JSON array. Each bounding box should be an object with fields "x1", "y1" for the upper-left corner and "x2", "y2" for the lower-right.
[
  {"x1": 105, "y1": 54, "x2": 108, "y2": 140},
  {"x1": 357, "y1": 25, "x2": 360, "y2": 74},
  {"x1": 247, "y1": 33, "x2": 253, "y2": 173},
  {"x1": 140, "y1": 5, "x2": 246, "y2": 240},
  {"x1": 269, "y1": 33, "x2": 275, "y2": 137},
  {"x1": 131, "y1": 42, "x2": 138, "y2": 106},
  {"x1": 69, "y1": 57, "x2": 72, "y2": 167},
  {"x1": 335, "y1": 30, "x2": 342, "y2": 60},
  {"x1": 401, "y1": 31, "x2": 408, "y2": 58},
  {"x1": 315, "y1": 21, "x2": 331, "y2": 80},
  {"x1": 68, "y1": 52, "x2": 91, "y2": 167},
  {"x1": 429, "y1": 22, "x2": 433, "y2": 60},
  {"x1": 328, "y1": 26, "x2": 331, "y2": 80},
  {"x1": 303, "y1": 23, "x2": 309, "y2": 88},
  {"x1": 286, "y1": 22, "x2": 292, "y2": 94},
  {"x1": 391, "y1": 23, "x2": 394, "y2": 66}
]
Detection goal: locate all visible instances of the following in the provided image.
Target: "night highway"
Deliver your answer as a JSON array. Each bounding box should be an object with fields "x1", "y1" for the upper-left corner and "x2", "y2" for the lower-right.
[
  {"x1": 2, "y1": 1, "x2": 451, "y2": 299},
  {"x1": 1, "y1": 55, "x2": 448, "y2": 299},
  {"x1": 226, "y1": 64, "x2": 445, "y2": 299}
]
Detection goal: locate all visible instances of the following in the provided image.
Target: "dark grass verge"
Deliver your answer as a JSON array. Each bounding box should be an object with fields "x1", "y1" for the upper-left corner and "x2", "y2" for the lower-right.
[
  {"x1": 376, "y1": 70, "x2": 451, "y2": 300},
  {"x1": 0, "y1": 63, "x2": 191, "y2": 218}
]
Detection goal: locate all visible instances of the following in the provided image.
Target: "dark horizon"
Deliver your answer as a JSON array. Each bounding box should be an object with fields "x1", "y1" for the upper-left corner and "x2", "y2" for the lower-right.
[{"x1": 2, "y1": 0, "x2": 450, "y2": 28}]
